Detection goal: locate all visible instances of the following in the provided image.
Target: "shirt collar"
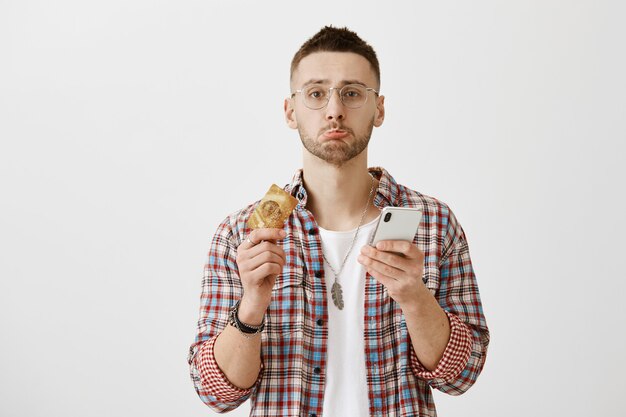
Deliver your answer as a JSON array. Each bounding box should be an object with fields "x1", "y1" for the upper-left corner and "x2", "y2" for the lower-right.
[{"x1": 285, "y1": 166, "x2": 401, "y2": 210}]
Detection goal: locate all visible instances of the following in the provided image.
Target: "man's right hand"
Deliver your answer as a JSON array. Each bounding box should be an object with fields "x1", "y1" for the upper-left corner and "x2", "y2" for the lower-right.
[{"x1": 235, "y1": 228, "x2": 287, "y2": 324}]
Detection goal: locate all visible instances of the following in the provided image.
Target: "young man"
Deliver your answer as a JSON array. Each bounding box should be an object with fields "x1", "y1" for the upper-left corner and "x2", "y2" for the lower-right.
[{"x1": 188, "y1": 26, "x2": 489, "y2": 417}]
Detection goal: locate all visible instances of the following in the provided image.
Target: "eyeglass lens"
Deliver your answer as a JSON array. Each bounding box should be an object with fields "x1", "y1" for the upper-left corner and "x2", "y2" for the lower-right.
[{"x1": 303, "y1": 84, "x2": 368, "y2": 109}]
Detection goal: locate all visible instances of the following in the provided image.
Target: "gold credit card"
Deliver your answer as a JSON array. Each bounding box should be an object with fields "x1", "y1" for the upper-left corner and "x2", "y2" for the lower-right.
[{"x1": 247, "y1": 184, "x2": 298, "y2": 229}]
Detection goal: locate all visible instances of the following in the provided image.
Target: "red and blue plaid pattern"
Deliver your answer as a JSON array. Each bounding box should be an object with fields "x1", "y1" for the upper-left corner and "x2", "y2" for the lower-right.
[{"x1": 188, "y1": 167, "x2": 490, "y2": 416}]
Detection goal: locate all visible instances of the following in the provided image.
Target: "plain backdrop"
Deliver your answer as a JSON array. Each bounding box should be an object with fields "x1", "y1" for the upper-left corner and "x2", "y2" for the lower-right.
[{"x1": 1, "y1": 1, "x2": 624, "y2": 416}]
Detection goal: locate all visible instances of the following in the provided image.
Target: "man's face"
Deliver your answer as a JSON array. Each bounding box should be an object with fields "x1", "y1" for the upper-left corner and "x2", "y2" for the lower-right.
[{"x1": 285, "y1": 52, "x2": 385, "y2": 167}]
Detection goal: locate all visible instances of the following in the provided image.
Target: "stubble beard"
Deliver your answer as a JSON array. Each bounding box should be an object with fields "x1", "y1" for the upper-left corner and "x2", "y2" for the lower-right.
[{"x1": 298, "y1": 118, "x2": 375, "y2": 168}]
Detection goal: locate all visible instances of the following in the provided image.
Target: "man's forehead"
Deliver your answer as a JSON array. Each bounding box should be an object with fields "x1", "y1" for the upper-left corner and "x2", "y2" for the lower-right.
[
  {"x1": 299, "y1": 78, "x2": 368, "y2": 87},
  {"x1": 291, "y1": 51, "x2": 377, "y2": 87}
]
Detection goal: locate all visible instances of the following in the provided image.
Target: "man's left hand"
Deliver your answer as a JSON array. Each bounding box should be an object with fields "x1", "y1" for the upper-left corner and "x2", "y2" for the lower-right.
[{"x1": 358, "y1": 240, "x2": 425, "y2": 306}]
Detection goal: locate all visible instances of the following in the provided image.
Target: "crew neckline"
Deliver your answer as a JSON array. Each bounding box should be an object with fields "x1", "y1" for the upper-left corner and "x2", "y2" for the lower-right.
[{"x1": 318, "y1": 214, "x2": 381, "y2": 236}]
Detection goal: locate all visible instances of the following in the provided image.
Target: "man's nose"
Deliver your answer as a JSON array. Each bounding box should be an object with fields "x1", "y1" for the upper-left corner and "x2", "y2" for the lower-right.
[{"x1": 325, "y1": 89, "x2": 345, "y2": 121}]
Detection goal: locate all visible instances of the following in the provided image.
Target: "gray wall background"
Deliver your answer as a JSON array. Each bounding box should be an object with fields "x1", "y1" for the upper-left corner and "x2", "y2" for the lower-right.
[{"x1": 1, "y1": 1, "x2": 624, "y2": 416}]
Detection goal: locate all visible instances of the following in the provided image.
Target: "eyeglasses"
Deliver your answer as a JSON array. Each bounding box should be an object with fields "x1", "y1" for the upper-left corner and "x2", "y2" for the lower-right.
[{"x1": 291, "y1": 83, "x2": 379, "y2": 110}]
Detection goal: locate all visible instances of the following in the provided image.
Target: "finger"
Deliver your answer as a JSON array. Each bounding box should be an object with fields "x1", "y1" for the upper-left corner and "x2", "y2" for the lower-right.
[
  {"x1": 360, "y1": 245, "x2": 413, "y2": 273},
  {"x1": 254, "y1": 228, "x2": 287, "y2": 242},
  {"x1": 358, "y1": 255, "x2": 403, "y2": 280},
  {"x1": 374, "y1": 240, "x2": 422, "y2": 259},
  {"x1": 248, "y1": 262, "x2": 284, "y2": 283},
  {"x1": 244, "y1": 241, "x2": 287, "y2": 263},
  {"x1": 241, "y1": 228, "x2": 287, "y2": 250},
  {"x1": 242, "y1": 250, "x2": 286, "y2": 273},
  {"x1": 366, "y1": 267, "x2": 397, "y2": 289}
]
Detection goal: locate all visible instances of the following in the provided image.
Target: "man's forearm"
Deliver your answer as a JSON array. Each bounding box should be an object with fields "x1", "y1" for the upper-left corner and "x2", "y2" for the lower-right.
[
  {"x1": 401, "y1": 285, "x2": 451, "y2": 371},
  {"x1": 213, "y1": 324, "x2": 263, "y2": 389},
  {"x1": 211, "y1": 227, "x2": 286, "y2": 389},
  {"x1": 213, "y1": 299, "x2": 267, "y2": 389}
]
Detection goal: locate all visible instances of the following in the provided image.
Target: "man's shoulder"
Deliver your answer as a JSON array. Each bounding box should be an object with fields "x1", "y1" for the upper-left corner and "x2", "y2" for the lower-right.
[
  {"x1": 390, "y1": 183, "x2": 462, "y2": 245},
  {"x1": 378, "y1": 168, "x2": 450, "y2": 216},
  {"x1": 217, "y1": 199, "x2": 261, "y2": 237},
  {"x1": 217, "y1": 171, "x2": 303, "y2": 234},
  {"x1": 385, "y1": 176, "x2": 453, "y2": 220},
  {"x1": 215, "y1": 181, "x2": 296, "y2": 238}
]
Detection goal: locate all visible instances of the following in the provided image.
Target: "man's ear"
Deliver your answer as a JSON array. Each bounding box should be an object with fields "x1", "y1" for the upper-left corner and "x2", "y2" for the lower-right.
[
  {"x1": 284, "y1": 98, "x2": 298, "y2": 129},
  {"x1": 374, "y1": 95, "x2": 385, "y2": 127}
]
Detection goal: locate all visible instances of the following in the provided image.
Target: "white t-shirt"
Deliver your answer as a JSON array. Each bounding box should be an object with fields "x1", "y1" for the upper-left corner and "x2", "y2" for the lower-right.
[{"x1": 318, "y1": 215, "x2": 379, "y2": 417}]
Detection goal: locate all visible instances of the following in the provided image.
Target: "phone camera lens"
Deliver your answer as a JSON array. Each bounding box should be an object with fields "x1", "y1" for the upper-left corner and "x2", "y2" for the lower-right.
[{"x1": 384, "y1": 212, "x2": 392, "y2": 222}]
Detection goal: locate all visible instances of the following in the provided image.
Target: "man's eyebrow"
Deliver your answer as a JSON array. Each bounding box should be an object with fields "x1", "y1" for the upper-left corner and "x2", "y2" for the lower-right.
[
  {"x1": 301, "y1": 79, "x2": 368, "y2": 87},
  {"x1": 301, "y1": 79, "x2": 330, "y2": 87},
  {"x1": 340, "y1": 80, "x2": 367, "y2": 87}
]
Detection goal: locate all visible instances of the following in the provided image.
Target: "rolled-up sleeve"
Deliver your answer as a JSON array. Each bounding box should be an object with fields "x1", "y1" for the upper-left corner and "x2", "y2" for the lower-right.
[
  {"x1": 189, "y1": 336, "x2": 263, "y2": 407},
  {"x1": 410, "y1": 311, "x2": 473, "y2": 381},
  {"x1": 413, "y1": 207, "x2": 490, "y2": 395},
  {"x1": 187, "y1": 215, "x2": 262, "y2": 412}
]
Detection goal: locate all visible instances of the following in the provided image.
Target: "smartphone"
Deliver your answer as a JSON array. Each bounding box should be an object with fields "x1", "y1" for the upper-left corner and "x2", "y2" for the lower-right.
[{"x1": 369, "y1": 207, "x2": 423, "y2": 247}]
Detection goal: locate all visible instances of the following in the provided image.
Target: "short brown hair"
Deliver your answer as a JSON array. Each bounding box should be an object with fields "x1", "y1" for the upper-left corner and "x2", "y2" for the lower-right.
[{"x1": 290, "y1": 26, "x2": 380, "y2": 87}]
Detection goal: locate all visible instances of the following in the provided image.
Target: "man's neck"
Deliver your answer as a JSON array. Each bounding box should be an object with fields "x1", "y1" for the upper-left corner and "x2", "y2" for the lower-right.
[{"x1": 302, "y1": 151, "x2": 379, "y2": 231}]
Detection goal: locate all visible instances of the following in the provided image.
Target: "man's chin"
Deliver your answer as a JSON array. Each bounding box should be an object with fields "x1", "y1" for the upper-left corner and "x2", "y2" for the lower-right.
[
  {"x1": 321, "y1": 156, "x2": 350, "y2": 167},
  {"x1": 300, "y1": 131, "x2": 369, "y2": 166},
  {"x1": 317, "y1": 147, "x2": 362, "y2": 166}
]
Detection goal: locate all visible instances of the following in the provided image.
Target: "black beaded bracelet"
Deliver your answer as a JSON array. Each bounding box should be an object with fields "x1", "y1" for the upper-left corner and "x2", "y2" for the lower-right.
[{"x1": 228, "y1": 299, "x2": 265, "y2": 336}]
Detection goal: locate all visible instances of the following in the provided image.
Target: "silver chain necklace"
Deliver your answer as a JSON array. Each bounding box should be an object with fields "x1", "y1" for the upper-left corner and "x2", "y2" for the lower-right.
[{"x1": 323, "y1": 173, "x2": 376, "y2": 310}]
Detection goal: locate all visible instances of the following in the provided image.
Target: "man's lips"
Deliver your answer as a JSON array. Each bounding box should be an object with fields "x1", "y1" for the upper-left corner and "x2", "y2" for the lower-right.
[{"x1": 322, "y1": 130, "x2": 350, "y2": 140}]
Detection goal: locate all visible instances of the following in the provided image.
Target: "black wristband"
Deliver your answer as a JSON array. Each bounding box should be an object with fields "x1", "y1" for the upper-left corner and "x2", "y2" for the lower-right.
[{"x1": 228, "y1": 299, "x2": 265, "y2": 335}]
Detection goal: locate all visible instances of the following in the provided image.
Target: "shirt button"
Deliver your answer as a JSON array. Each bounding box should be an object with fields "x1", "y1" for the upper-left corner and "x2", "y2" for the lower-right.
[
  {"x1": 309, "y1": 414, "x2": 317, "y2": 417},
  {"x1": 308, "y1": 228, "x2": 317, "y2": 235},
  {"x1": 314, "y1": 367, "x2": 321, "y2": 374},
  {"x1": 314, "y1": 271, "x2": 322, "y2": 278},
  {"x1": 297, "y1": 192, "x2": 304, "y2": 200},
  {"x1": 316, "y1": 319, "x2": 324, "y2": 326}
]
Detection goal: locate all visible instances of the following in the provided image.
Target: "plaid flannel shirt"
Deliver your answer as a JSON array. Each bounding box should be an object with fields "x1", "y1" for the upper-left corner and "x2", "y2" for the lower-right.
[{"x1": 188, "y1": 167, "x2": 490, "y2": 417}]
